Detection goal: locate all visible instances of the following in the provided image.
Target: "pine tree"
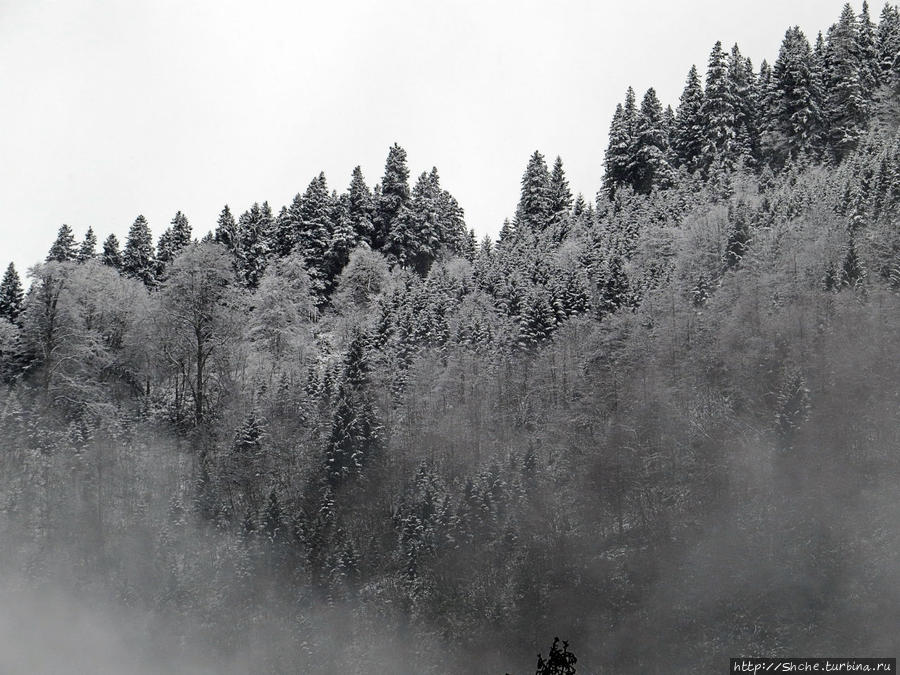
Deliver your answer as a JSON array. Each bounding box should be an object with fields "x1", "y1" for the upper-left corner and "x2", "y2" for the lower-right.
[
  {"x1": 47, "y1": 224, "x2": 77, "y2": 262},
  {"x1": 825, "y1": 6, "x2": 869, "y2": 160},
  {"x1": 347, "y1": 165, "x2": 375, "y2": 246},
  {"x1": 101, "y1": 234, "x2": 122, "y2": 270},
  {"x1": 324, "y1": 330, "x2": 381, "y2": 485},
  {"x1": 156, "y1": 211, "x2": 192, "y2": 274},
  {"x1": 519, "y1": 289, "x2": 557, "y2": 349},
  {"x1": 389, "y1": 171, "x2": 442, "y2": 275},
  {"x1": 724, "y1": 202, "x2": 752, "y2": 269},
  {"x1": 236, "y1": 202, "x2": 274, "y2": 289},
  {"x1": 295, "y1": 173, "x2": 334, "y2": 283},
  {"x1": 629, "y1": 87, "x2": 676, "y2": 193},
  {"x1": 603, "y1": 88, "x2": 638, "y2": 196},
  {"x1": 672, "y1": 65, "x2": 706, "y2": 172},
  {"x1": 858, "y1": 1, "x2": 880, "y2": 97},
  {"x1": 596, "y1": 256, "x2": 630, "y2": 319},
  {"x1": 121, "y1": 215, "x2": 156, "y2": 285},
  {"x1": 877, "y1": 3, "x2": 900, "y2": 80},
  {"x1": 700, "y1": 41, "x2": 737, "y2": 171},
  {"x1": 77, "y1": 227, "x2": 97, "y2": 262},
  {"x1": 515, "y1": 150, "x2": 552, "y2": 232},
  {"x1": 728, "y1": 44, "x2": 760, "y2": 164},
  {"x1": 770, "y1": 27, "x2": 824, "y2": 163},
  {"x1": 841, "y1": 231, "x2": 865, "y2": 287},
  {"x1": 548, "y1": 156, "x2": 573, "y2": 224},
  {"x1": 0, "y1": 263, "x2": 24, "y2": 323},
  {"x1": 374, "y1": 143, "x2": 411, "y2": 249},
  {"x1": 214, "y1": 204, "x2": 239, "y2": 253}
]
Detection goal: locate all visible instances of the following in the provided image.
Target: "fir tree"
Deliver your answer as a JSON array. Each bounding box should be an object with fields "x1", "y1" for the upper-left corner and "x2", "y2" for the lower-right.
[
  {"x1": 374, "y1": 143, "x2": 411, "y2": 249},
  {"x1": 858, "y1": 1, "x2": 880, "y2": 96},
  {"x1": 295, "y1": 173, "x2": 334, "y2": 283},
  {"x1": 548, "y1": 156, "x2": 573, "y2": 224},
  {"x1": 630, "y1": 87, "x2": 676, "y2": 193},
  {"x1": 121, "y1": 215, "x2": 156, "y2": 285},
  {"x1": 877, "y1": 3, "x2": 900, "y2": 80},
  {"x1": 347, "y1": 165, "x2": 375, "y2": 246},
  {"x1": 214, "y1": 204, "x2": 239, "y2": 253},
  {"x1": 672, "y1": 65, "x2": 706, "y2": 172},
  {"x1": 156, "y1": 211, "x2": 192, "y2": 274},
  {"x1": 825, "y1": 6, "x2": 869, "y2": 160},
  {"x1": 841, "y1": 231, "x2": 865, "y2": 287},
  {"x1": 770, "y1": 27, "x2": 824, "y2": 163},
  {"x1": 515, "y1": 150, "x2": 552, "y2": 231},
  {"x1": 700, "y1": 41, "x2": 737, "y2": 171},
  {"x1": 603, "y1": 88, "x2": 638, "y2": 196},
  {"x1": 77, "y1": 227, "x2": 97, "y2": 262},
  {"x1": 389, "y1": 171, "x2": 442, "y2": 275},
  {"x1": 728, "y1": 44, "x2": 760, "y2": 164},
  {"x1": 101, "y1": 234, "x2": 122, "y2": 270},
  {"x1": 0, "y1": 263, "x2": 24, "y2": 323},
  {"x1": 236, "y1": 202, "x2": 274, "y2": 289},
  {"x1": 47, "y1": 224, "x2": 77, "y2": 262}
]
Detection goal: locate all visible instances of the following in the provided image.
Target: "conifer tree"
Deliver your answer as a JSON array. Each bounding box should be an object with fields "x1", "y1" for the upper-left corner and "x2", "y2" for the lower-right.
[
  {"x1": 325, "y1": 330, "x2": 381, "y2": 485},
  {"x1": 548, "y1": 156, "x2": 573, "y2": 224},
  {"x1": 374, "y1": 143, "x2": 411, "y2": 249},
  {"x1": 389, "y1": 171, "x2": 442, "y2": 275},
  {"x1": 214, "y1": 205, "x2": 239, "y2": 253},
  {"x1": 515, "y1": 150, "x2": 551, "y2": 231},
  {"x1": 236, "y1": 202, "x2": 274, "y2": 289},
  {"x1": 77, "y1": 227, "x2": 97, "y2": 262},
  {"x1": 877, "y1": 3, "x2": 900, "y2": 80},
  {"x1": 858, "y1": 1, "x2": 880, "y2": 96},
  {"x1": 347, "y1": 166, "x2": 375, "y2": 246},
  {"x1": 156, "y1": 211, "x2": 192, "y2": 274},
  {"x1": 603, "y1": 88, "x2": 638, "y2": 196},
  {"x1": 825, "y1": 6, "x2": 869, "y2": 160},
  {"x1": 121, "y1": 215, "x2": 156, "y2": 285},
  {"x1": 770, "y1": 27, "x2": 824, "y2": 163},
  {"x1": 841, "y1": 231, "x2": 865, "y2": 287},
  {"x1": 295, "y1": 173, "x2": 334, "y2": 283},
  {"x1": 630, "y1": 87, "x2": 676, "y2": 193},
  {"x1": 101, "y1": 234, "x2": 122, "y2": 270},
  {"x1": 728, "y1": 44, "x2": 760, "y2": 164},
  {"x1": 700, "y1": 41, "x2": 737, "y2": 171},
  {"x1": 47, "y1": 224, "x2": 77, "y2": 262},
  {"x1": 672, "y1": 65, "x2": 706, "y2": 172},
  {"x1": 0, "y1": 263, "x2": 24, "y2": 323}
]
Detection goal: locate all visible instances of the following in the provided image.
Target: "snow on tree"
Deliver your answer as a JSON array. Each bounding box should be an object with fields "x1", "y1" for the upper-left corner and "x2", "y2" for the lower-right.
[
  {"x1": 629, "y1": 87, "x2": 677, "y2": 193},
  {"x1": 101, "y1": 234, "x2": 122, "y2": 270},
  {"x1": 121, "y1": 215, "x2": 156, "y2": 286},
  {"x1": 214, "y1": 204, "x2": 239, "y2": 253},
  {"x1": 548, "y1": 156, "x2": 573, "y2": 224},
  {"x1": 374, "y1": 143, "x2": 411, "y2": 249},
  {"x1": 515, "y1": 150, "x2": 551, "y2": 231},
  {"x1": 236, "y1": 202, "x2": 274, "y2": 289},
  {"x1": 347, "y1": 165, "x2": 375, "y2": 247},
  {"x1": 77, "y1": 227, "x2": 97, "y2": 263},
  {"x1": 0, "y1": 263, "x2": 24, "y2": 323},
  {"x1": 47, "y1": 224, "x2": 78, "y2": 262},
  {"x1": 673, "y1": 65, "x2": 706, "y2": 172},
  {"x1": 700, "y1": 41, "x2": 737, "y2": 171}
]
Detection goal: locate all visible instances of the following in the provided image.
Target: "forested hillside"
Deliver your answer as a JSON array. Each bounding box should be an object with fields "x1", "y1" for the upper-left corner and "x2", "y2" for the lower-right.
[{"x1": 1, "y1": 3, "x2": 899, "y2": 673}]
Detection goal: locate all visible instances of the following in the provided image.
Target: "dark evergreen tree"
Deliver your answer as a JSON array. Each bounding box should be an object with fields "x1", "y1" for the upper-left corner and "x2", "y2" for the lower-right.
[
  {"x1": 629, "y1": 87, "x2": 676, "y2": 193},
  {"x1": 877, "y1": 3, "x2": 900, "y2": 80},
  {"x1": 825, "y1": 6, "x2": 869, "y2": 160},
  {"x1": 374, "y1": 143, "x2": 411, "y2": 249},
  {"x1": 236, "y1": 202, "x2": 274, "y2": 289},
  {"x1": 389, "y1": 171, "x2": 442, "y2": 275},
  {"x1": 101, "y1": 234, "x2": 122, "y2": 270},
  {"x1": 295, "y1": 173, "x2": 334, "y2": 284},
  {"x1": 603, "y1": 88, "x2": 638, "y2": 196},
  {"x1": 47, "y1": 224, "x2": 77, "y2": 262},
  {"x1": 214, "y1": 204, "x2": 239, "y2": 253},
  {"x1": 596, "y1": 256, "x2": 630, "y2": 319},
  {"x1": 156, "y1": 211, "x2": 192, "y2": 274},
  {"x1": 728, "y1": 44, "x2": 760, "y2": 164},
  {"x1": 515, "y1": 150, "x2": 552, "y2": 231},
  {"x1": 77, "y1": 227, "x2": 97, "y2": 262},
  {"x1": 535, "y1": 637, "x2": 577, "y2": 675},
  {"x1": 672, "y1": 65, "x2": 706, "y2": 172},
  {"x1": 700, "y1": 41, "x2": 737, "y2": 171},
  {"x1": 347, "y1": 165, "x2": 375, "y2": 246},
  {"x1": 770, "y1": 27, "x2": 824, "y2": 164},
  {"x1": 548, "y1": 156, "x2": 573, "y2": 224},
  {"x1": 724, "y1": 202, "x2": 752, "y2": 269},
  {"x1": 121, "y1": 215, "x2": 156, "y2": 285},
  {"x1": 858, "y1": 1, "x2": 880, "y2": 96},
  {"x1": 0, "y1": 263, "x2": 24, "y2": 323},
  {"x1": 841, "y1": 231, "x2": 865, "y2": 287}
]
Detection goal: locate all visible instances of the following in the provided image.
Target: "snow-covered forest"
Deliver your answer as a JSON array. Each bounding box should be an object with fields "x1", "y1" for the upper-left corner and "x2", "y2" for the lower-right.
[{"x1": 1, "y1": 3, "x2": 899, "y2": 673}]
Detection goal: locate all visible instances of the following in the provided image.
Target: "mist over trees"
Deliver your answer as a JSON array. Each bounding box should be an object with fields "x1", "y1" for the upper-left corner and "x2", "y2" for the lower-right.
[{"x1": 2, "y1": 3, "x2": 900, "y2": 673}]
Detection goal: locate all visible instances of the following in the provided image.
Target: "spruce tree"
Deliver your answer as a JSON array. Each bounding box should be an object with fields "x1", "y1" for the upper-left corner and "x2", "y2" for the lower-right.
[
  {"x1": 629, "y1": 87, "x2": 676, "y2": 193},
  {"x1": 728, "y1": 45, "x2": 760, "y2": 164},
  {"x1": 858, "y1": 1, "x2": 880, "y2": 97},
  {"x1": 77, "y1": 227, "x2": 97, "y2": 262},
  {"x1": 0, "y1": 263, "x2": 24, "y2": 323},
  {"x1": 374, "y1": 143, "x2": 411, "y2": 249},
  {"x1": 156, "y1": 211, "x2": 192, "y2": 274},
  {"x1": 347, "y1": 165, "x2": 375, "y2": 246},
  {"x1": 47, "y1": 224, "x2": 77, "y2": 262},
  {"x1": 236, "y1": 202, "x2": 274, "y2": 289},
  {"x1": 101, "y1": 234, "x2": 122, "y2": 269},
  {"x1": 515, "y1": 150, "x2": 551, "y2": 231},
  {"x1": 672, "y1": 65, "x2": 705, "y2": 172},
  {"x1": 771, "y1": 27, "x2": 824, "y2": 163},
  {"x1": 700, "y1": 41, "x2": 737, "y2": 171},
  {"x1": 389, "y1": 171, "x2": 442, "y2": 275},
  {"x1": 296, "y1": 173, "x2": 334, "y2": 283},
  {"x1": 121, "y1": 215, "x2": 156, "y2": 285},
  {"x1": 877, "y1": 3, "x2": 900, "y2": 80},
  {"x1": 214, "y1": 204, "x2": 239, "y2": 253},
  {"x1": 825, "y1": 6, "x2": 869, "y2": 160},
  {"x1": 603, "y1": 88, "x2": 638, "y2": 196},
  {"x1": 325, "y1": 193, "x2": 358, "y2": 283},
  {"x1": 841, "y1": 231, "x2": 865, "y2": 287},
  {"x1": 548, "y1": 156, "x2": 573, "y2": 224}
]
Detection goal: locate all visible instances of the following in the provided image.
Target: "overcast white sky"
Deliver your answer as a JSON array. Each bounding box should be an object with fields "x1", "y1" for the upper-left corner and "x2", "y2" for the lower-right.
[{"x1": 0, "y1": 0, "x2": 854, "y2": 273}]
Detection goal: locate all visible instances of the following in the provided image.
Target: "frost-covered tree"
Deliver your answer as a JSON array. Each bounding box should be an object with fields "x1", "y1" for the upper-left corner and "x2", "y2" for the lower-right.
[
  {"x1": 603, "y1": 87, "x2": 638, "y2": 196},
  {"x1": 0, "y1": 263, "x2": 24, "y2": 323},
  {"x1": 672, "y1": 65, "x2": 706, "y2": 172},
  {"x1": 47, "y1": 224, "x2": 78, "y2": 262},
  {"x1": 77, "y1": 227, "x2": 97, "y2": 263},
  {"x1": 629, "y1": 87, "x2": 676, "y2": 193},
  {"x1": 156, "y1": 211, "x2": 192, "y2": 275},
  {"x1": 825, "y1": 5, "x2": 869, "y2": 160},
  {"x1": 374, "y1": 143, "x2": 411, "y2": 249},
  {"x1": 121, "y1": 215, "x2": 156, "y2": 286},
  {"x1": 214, "y1": 204, "x2": 239, "y2": 254},
  {"x1": 236, "y1": 202, "x2": 274, "y2": 289},
  {"x1": 347, "y1": 165, "x2": 375, "y2": 247},
  {"x1": 101, "y1": 234, "x2": 122, "y2": 270},
  {"x1": 548, "y1": 156, "x2": 573, "y2": 224},
  {"x1": 700, "y1": 41, "x2": 736, "y2": 171},
  {"x1": 515, "y1": 150, "x2": 551, "y2": 231}
]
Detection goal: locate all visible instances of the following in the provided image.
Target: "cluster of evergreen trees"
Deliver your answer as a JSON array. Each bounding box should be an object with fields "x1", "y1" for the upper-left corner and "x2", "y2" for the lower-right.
[
  {"x1": 0, "y1": 3, "x2": 899, "y2": 672},
  {"x1": 605, "y1": 2, "x2": 900, "y2": 196}
]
